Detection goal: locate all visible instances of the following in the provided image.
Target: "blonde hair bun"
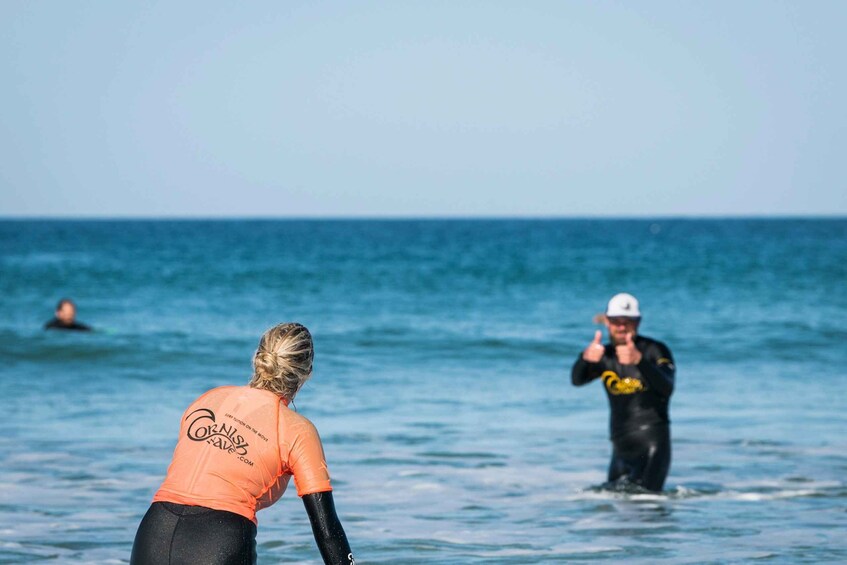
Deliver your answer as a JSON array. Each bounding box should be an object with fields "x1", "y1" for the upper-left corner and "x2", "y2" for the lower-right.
[{"x1": 249, "y1": 323, "x2": 314, "y2": 401}]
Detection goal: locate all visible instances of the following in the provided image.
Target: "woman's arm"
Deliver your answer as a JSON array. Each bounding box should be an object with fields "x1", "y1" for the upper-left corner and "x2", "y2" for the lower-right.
[{"x1": 302, "y1": 491, "x2": 355, "y2": 565}]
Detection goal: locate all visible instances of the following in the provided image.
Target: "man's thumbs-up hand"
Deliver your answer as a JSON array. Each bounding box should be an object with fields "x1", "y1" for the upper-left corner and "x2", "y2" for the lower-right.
[
  {"x1": 582, "y1": 330, "x2": 605, "y2": 363},
  {"x1": 615, "y1": 332, "x2": 642, "y2": 365}
]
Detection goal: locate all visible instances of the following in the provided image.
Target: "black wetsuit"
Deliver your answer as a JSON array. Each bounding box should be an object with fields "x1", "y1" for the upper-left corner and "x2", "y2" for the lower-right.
[
  {"x1": 131, "y1": 492, "x2": 353, "y2": 565},
  {"x1": 44, "y1": 318, "x2": 91, "y2": 331},
  {"x1": 571, "y1": 335, "x2": 675, "y2": 491}
]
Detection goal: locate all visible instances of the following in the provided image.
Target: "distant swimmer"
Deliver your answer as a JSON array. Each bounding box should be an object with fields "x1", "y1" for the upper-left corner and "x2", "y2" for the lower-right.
[
  {"x1": 571, "y1": 293, "x2": 676, "y2": 492},
  {"x1": 131, "y1": 323, "x2": 355, "y2": 565},
  {"x1": 44, "y1": 298, "x2": 91, "y2": 331}
]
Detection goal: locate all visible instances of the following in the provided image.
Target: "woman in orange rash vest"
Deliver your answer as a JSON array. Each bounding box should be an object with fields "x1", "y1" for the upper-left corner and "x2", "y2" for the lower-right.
[{"x1": 131, "y1": 323, "x2": 355, "y2": 565}]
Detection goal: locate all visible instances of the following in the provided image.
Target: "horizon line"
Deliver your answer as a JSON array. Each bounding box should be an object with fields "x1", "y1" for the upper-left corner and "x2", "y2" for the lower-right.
[{"x1": 0, "y1": 213, "x2": 845, "y2": 221}]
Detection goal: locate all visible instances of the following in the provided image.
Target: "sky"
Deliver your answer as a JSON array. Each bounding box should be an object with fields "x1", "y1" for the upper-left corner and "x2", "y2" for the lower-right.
[{"x1": 1, "y1": 1, "x2": 844, "y2": 218}]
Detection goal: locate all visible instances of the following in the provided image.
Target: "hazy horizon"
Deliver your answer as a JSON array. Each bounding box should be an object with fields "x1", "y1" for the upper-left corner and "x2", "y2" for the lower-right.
[{"x1": 2, "y1": 214, "x2": 844, "y2": 221}]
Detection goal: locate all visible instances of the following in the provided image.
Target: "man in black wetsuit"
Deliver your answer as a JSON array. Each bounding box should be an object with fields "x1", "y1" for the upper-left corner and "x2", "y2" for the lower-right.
[
  {"x1": 571, "y1": 293, "x2": 675, "y2": 492},
  {"x1": 44, "y1": 298, "x2": 91, "y2": 331}
]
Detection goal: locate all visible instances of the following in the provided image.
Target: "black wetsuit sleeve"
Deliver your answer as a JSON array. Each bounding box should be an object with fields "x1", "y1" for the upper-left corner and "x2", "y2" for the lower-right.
[
  {"x1": 636, "y1": 341, "x2": 675, "y2": 397},
  {"x1": 302, "y1": 491, "x2": 355, "y2": 565},
  {"x1": 571, "y1": 354, "x2": 603, "y2": 386}
]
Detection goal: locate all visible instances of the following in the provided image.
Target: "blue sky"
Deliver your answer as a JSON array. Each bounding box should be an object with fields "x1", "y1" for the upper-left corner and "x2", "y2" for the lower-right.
[{"x1": 1, "y1": 1, "x2": 844, "y2": 217}]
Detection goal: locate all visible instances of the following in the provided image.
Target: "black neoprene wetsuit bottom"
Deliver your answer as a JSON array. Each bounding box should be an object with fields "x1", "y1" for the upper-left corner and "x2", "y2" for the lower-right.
[
  {"x1": 130, "y1": 502, "x2": 257, "y2": 565},
  {"x1": 608, "y1": 424, "x2": 671, "y2": 492}
]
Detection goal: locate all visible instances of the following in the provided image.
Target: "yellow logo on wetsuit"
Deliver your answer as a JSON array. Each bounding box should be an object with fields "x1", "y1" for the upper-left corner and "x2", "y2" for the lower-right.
[
  {"x1": 602, "y1": 371, "x2": 645, "y2": 395},
  {"x1": 657, "y1": 357, "x2": 675, "y2": 370}
]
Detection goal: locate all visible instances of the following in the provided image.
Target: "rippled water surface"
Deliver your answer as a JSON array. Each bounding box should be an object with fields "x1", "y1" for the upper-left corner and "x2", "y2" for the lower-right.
[{"x1": 1, "y1": 219, "x2": 845, "y2": 563}]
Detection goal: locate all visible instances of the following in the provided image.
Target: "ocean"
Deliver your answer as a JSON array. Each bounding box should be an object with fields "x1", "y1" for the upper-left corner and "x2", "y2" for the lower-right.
[{"x1": 1, "y1": 219, "x2": 845, "y2": 564}]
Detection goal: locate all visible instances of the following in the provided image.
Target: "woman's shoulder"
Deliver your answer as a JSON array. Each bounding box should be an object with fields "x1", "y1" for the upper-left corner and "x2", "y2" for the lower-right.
[
  {"x1": 279, "y1": 404, "x2": 314, "y2": 425},
  {"x1": 279, "y1": 406, "x2": 323, "y2": 442}
]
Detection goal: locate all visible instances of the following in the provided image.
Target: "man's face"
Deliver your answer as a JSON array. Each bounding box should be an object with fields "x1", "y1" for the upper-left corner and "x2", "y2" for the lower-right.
[
  {"x1": 605, "y1": 316, "x2": 640, "y2": 345},
  {"x1": 56, "y1": 303, "x2": 76, "y2": 324}
]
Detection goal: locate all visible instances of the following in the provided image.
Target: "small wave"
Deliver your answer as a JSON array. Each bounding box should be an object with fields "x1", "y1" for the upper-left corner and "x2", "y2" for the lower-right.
[
  {"x1": 384, "y1": 433, "x2": 436, "y2": 446},
  {"x1": 730, "y1": 490, "x2": 818, "y2": 501},
  {"x1": 409, "y1": 482, "x2": 444, "y2": 492},
  {"x1": 567, "y1": 479, "x2": 843, "y2": 502},
  {"x1": 732, "y1": 438, "x2": 786, "y2": 447},
  {"x1": 417, "y1": 451, "x2": 504, "y2": 460},
  {"x1": 477, "y1": 544, "x2": 624, "y2": 558},
  {"x1": 357, "y1": 456, "x2": 421, "y2": 466}
]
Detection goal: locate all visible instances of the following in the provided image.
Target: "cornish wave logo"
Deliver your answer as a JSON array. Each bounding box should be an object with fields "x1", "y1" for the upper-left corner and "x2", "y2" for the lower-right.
[{"x1": 186, "y1": 408, "x2": 250, "y2": 458}]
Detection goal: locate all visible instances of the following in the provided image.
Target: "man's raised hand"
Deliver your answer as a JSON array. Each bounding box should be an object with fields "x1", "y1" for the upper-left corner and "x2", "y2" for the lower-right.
[
  {"x1": 615, "y1": 332, "x2": 642, "y2": 365},
  {"x1": 582, "y1": 330, "x2": 605, "y2": 363}
]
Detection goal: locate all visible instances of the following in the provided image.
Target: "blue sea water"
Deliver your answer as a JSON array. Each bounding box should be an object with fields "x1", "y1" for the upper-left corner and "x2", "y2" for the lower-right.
[{"x1": 0, "y1": 218, "x2": 845, "y2": 564}]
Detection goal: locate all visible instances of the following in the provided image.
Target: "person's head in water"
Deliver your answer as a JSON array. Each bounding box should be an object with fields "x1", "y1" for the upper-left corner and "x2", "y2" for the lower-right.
[
  {"x1": 55, "y1": 298, "x2": 78, "y2": 325},
  {"x1": 604, "y1": 293, "x2": 641, "y2": 346},
  {"x1": 249, "y1": 323, "x2": 314, "y2": 402}
]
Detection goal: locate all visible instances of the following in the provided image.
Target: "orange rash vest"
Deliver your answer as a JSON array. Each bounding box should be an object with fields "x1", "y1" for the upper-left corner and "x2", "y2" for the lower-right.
[{"x1": 153, "y1": 385, "x2": 332, "y2": 524}]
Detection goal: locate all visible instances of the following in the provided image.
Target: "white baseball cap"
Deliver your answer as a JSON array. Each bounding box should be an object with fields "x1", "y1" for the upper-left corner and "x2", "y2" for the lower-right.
[{"x1": 606, "y1": 293, "x2": 641, "y2": 318}]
